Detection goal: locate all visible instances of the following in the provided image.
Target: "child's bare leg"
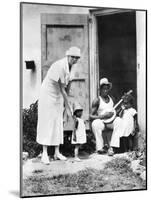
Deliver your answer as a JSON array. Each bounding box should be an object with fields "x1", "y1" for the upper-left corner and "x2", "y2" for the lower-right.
[
  {"x1": 74, "y1": 144, "x2": 81, "y2": 161},
  {"x1": 74, "y1": 145, "x2": 79, "y2": 157}
]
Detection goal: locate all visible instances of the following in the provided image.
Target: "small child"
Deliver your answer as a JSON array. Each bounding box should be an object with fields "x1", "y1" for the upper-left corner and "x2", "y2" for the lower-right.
[
  {"x1": 72, "y1": 103, "x2": 87, "y2": 161},
  {"x1": 118, "y1": 94, "x2": 139, "y2": 151}
]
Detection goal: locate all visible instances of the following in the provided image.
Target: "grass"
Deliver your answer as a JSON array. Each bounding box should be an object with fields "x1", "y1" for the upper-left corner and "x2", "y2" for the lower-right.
[{"x1": 22, "y1": 157, "x2": 146, "y2": 197}]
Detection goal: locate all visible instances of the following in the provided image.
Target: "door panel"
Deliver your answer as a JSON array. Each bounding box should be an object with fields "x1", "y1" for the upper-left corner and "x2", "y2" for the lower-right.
[
  {"x1": 46, "y1": 25, "x2": 84, "y2": 67},
  {"x1": 41, "y1": 14, "x2": 89, "y2": 130}
]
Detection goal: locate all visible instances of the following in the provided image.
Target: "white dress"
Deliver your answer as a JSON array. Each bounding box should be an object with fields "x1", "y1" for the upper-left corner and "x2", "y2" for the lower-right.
[
  {"x1": 36, "y1": 57, "x2": 70, "y2": 146},
  {"x1": 120, "y1": 107, "x2": 137, "y2": 137},
  {"x1": 71, "y1": 118, "x2": 86, "y2": 144}
]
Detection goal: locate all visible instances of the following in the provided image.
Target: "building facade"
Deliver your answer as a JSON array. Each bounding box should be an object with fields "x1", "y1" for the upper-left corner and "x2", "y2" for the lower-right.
[{"x1": 21, "y1": 3, "x2": 146, "y2": 144}]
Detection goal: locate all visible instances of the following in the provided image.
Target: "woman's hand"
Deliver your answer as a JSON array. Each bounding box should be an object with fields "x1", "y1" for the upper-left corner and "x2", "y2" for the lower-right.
[{"x1": 66, "y1": 107, "x2": 73, "y2": 118}]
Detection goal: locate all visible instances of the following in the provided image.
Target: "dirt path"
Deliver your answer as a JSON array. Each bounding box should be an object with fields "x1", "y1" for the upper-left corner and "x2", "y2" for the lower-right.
[{"x1": 23, "y1": 153, "x2": 113, "y2": 179}]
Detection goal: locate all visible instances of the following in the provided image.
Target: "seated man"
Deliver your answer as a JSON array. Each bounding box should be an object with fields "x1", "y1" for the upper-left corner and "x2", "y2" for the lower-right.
[{"x1": 90, "y1": 78, "x2": 123, "y2": 156}]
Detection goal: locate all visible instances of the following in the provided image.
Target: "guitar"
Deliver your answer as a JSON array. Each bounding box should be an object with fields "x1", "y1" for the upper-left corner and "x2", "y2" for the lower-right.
[{"x1": 102, "y1": 90, "x2": 133, "y2": 124}]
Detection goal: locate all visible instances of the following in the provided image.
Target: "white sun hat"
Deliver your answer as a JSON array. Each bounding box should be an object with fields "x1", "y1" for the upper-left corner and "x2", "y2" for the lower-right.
[
  {"x1": 66, "y1": 46, "x2": 81, "y2": 57},
  {"x1": 73, "y1": 102, "x2": 83, "y2": 114},
  {"x1": 100, "y1": 78, "x2": 112, "y2": 89}
]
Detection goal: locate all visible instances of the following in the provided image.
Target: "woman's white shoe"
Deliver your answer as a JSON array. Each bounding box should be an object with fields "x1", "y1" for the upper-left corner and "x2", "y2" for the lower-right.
[
  {"x1": 74, "y1": 157, "x2": 81, "y2": 162},
  {"x1": 41, "y1": 156, "x2": 50, "y2": 164},
  {"x1": 54, "y1": 153, "x2": 67, "y2": 161}
]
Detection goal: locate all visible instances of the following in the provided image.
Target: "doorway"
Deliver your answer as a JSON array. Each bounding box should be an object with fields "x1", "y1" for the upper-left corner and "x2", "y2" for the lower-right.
[{"x1": 97, "y1": 11, "x2": 137, "y2": 106}]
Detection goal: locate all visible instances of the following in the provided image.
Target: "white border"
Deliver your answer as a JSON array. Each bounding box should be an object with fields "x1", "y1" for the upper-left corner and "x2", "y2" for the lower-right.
[{"x1": 0, "y1": 0, "x2": 150, "y2": 199}]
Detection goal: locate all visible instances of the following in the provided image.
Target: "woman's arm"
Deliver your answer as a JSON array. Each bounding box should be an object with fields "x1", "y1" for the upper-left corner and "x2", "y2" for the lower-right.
[
  {"x1": 59, "y1": 79, "x2": 73, "y2": 118},
  {"x1": 65, "y1": 80, "x2": 72, "y2": 94}
]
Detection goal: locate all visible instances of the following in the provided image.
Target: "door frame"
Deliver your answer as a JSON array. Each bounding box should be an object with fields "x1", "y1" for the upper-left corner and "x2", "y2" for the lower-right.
[
  {"x1": 89, "y1": 8, "x2": 147, "y2": 144},
  {"x1": 88, "y1": 8, "x2": 134, "y2": 105}
]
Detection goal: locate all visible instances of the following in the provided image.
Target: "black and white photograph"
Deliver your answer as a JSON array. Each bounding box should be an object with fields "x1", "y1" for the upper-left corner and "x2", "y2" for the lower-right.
[{"x1": 20, "y1": 1, "x2": 147, "y2": 198}]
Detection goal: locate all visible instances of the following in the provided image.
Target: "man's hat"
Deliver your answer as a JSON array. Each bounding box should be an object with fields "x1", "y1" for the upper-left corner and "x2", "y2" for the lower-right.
[{"x1": 100, "y1": 78, "x2": 112, "y2": 90}]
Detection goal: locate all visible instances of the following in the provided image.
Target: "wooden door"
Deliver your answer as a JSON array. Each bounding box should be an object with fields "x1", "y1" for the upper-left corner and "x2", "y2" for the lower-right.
[{"x1": 41, "y1": 14, "x2": 89, "y2": 130}]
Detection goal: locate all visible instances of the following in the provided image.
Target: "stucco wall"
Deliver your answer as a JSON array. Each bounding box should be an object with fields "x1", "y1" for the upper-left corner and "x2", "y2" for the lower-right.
[
  {"x1": 136, "y1": 11, "x2": 146, "y2": 137},
  {"x1": 22, "y1": 3, "x2": 91, "y2": 108}
]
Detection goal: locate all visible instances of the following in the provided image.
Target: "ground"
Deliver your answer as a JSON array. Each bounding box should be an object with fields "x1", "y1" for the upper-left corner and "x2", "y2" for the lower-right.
[{"x1": 22, "y1": 152, "x2": 146, "y2": 197}]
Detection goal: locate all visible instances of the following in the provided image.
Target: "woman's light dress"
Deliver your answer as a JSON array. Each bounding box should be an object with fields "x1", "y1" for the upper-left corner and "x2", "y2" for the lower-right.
[{"x1": 36, "y1": 57, "x2": 70, "y2": 146}]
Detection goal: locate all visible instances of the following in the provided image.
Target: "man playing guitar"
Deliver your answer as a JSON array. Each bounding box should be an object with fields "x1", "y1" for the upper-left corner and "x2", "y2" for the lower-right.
[{"x1": 90, "y1": 78, "x2": 134, "y2": 156}]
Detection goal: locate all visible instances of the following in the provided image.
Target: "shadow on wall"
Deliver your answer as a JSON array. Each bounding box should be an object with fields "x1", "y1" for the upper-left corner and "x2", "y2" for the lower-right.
[
  {"x1": 25, "y1": 60, "x2": 37, "y2": 88},
  {"x1": 30, "y1": 68, "x2": 37, "y2": 88}
]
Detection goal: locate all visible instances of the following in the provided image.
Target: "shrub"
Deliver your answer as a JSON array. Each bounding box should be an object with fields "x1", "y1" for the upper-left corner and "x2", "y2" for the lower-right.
[{"x1": 23, "y1": 101, "x2": 42, "y2": 158}]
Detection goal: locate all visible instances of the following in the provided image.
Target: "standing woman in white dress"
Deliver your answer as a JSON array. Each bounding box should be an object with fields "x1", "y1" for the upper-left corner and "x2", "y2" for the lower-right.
[{"x1": 36, "y1": 47, "x2": 81, "y2": 164}]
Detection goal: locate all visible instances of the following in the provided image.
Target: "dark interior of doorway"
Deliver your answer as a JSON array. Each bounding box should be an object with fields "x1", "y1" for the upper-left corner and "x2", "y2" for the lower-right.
[{"x1": 97, "y1": 11, "x2": 137, "y2": 108}]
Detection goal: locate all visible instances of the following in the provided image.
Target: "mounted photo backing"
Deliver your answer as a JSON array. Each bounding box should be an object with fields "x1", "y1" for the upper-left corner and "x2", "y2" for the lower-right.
[{"x1": 20, "y1": 2, "x2": 147, "y2": 198}]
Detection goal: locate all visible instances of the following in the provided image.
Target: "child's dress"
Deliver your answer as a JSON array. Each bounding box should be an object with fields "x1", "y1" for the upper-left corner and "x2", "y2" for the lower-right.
[
  {"x1": 120, "y1": 107, "x2": 137, "y2": 137},
  {"x1": 71, "y1": 117, "x2": 86, "y2": 144}
]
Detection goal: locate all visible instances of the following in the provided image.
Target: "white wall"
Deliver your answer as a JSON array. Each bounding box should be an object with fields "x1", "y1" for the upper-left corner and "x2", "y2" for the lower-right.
[
  {"x1": 22, "y1": 3, "x2": 91, "y2": 108},
  {"x1": 136, "y1": 11, "x2": 146, "y2": 137}
]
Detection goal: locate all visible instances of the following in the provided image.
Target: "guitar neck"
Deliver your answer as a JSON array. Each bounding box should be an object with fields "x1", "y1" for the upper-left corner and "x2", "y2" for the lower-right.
[
  {"x1": 113, "y1": 99, "x2": 123, "y2": 109},
  {"x1": 113, "y1": 90, "x2": 133, "y2": 110}
]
